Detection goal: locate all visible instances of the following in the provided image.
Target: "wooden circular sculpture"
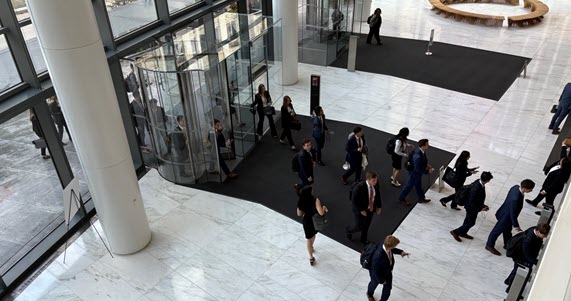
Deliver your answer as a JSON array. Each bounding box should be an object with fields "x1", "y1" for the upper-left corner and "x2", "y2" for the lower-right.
[{"x1": 428, "y1": 0, "x2": 549, "y2": 27}]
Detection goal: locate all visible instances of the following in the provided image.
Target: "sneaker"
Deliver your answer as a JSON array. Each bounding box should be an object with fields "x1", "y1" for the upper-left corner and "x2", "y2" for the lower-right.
[
  {"x1": 279, "y1": 140, "x2": 287, "y2": 145},
  {"x1": 391, "y1": 180, "x2": 401, "y2": 187}
]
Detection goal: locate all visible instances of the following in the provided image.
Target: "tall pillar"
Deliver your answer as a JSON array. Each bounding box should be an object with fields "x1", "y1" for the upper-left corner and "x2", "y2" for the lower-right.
[
  {"x1": 272, "y1": 0, "x2": 298, "y2": 85},
  {"x1": 26, "y1": 0, "x2": 151, "y2": 254}
]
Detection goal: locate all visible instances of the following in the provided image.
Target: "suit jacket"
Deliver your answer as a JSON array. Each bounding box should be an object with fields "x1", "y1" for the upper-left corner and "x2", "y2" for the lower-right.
[
  {"x1": 252, "y1": 92, "x2": 272, "y2": 115},
  {"x1": 558, "y1": 83, "x2": 571, "y2": 109},
  {"x1": 281, "y1": 105, "x2": 294, "y2": 128},
  {"x1": 465, "y1": 180, "x2": 486, "y2": 212},
  {"x1": 412, "y1": 148, "x2": 429, "y2": 175},
  {"x1": 298, "y1": 149, "x2": 315, "y2": 180},
  {"x1": 346, "y1": 135, "x2": 365, "y2": 163},
  {"x1": 311, "y1": 115, "x2": 328, "y2": 139},
  {"x1": 31, "y1": 116, "x2": 43, "y2": 138},
  {"x1": 495, "y1": 185, "x2": 523, "y2": 228},
  {"x1": 369, "y1": 14, "x2": 382, "y2": 29},
  {"x1": 514, "y1": 227, "x2": 543, "y2": 265},
  {"x1": 454, "y1": 159, "x2": 472, "y2": 187},
  {"x1": 371, "y1": 246, "x2": 402, "y2": 284},
  {"x1": 542, "y1": 168, "x2": 569, "y2": 195},
  {"x1": 351, "y1": 180, "x2": 382, "y2": 212},
  {"x1": 172, "y1": 126, "x2": 187, "y2": 156}
]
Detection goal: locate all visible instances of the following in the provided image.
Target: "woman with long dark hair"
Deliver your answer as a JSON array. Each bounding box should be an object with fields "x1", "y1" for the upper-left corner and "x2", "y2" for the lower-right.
[
  {"x1": 390, "y1": 127, "x2": 413, "y2": 187},
  {"x1": 296, "y1": 186, "x2": 328, "y2": 266},
  {"x1": 526, "y1": 157, "x2": 571, "y2": 214},
  {"x1": 311, "y1": 106, "x2": 328, "y2": 166},
  {"x1": 440, "y1": 150, "x2": 478, "y2": 210},
  {"x1": 279, "y1": 96, "x2": 297, "y2": 150},
  {"x1": 252, "y1": 84, "x2": 277, "y2": 138}
]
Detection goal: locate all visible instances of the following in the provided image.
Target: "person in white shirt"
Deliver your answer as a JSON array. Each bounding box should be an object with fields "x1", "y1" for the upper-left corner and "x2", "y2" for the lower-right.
[{"x1": 390, "y1": 127, "x2": 413, "y2": 187}]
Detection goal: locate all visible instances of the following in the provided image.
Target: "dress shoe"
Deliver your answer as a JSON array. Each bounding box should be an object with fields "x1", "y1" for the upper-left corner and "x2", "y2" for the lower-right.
[
  {"x1": 458, "y1": 233, "x2": 473, "y2": 240},
  {"x1": 553, "y1": 130, "x2": 561, "y2": 135},
  {"x1": 341, "y1": 177, "x2": 349, "y2": 185},
  {"x1": 399, "y1": 199, "x2": 411, "y2": 206},
  {"x1": 367, "y1": 294, "x2": 376, "y2": 301},
  {"x1": 535, "y1": 211, "x2": 541, "y2": 216},
  {"x1": 227, "y1": 172, "x2": 238, "y2": 179},
  {"x1": 418, "y1": 199, "x2": 431, "y2": 204},
  {"x1": 450, "y1": 230, "x2": 462, "y2": 242},
  {"x1": 525, "y1": 199, "x2": 537, "y2": 207},
  {"x1": 345, "y1": 227, "x2": 353, "y2": 240},
  {"x1": 317, "y1": 161, "x2": 326, "y2": 166},
  {"x1": 440, "y1": 198, "x2": 447, "y2": 207},
  {"x1": 450, "y1": 206, "x2": 461, "y2": 211},
  {"x1": 485, "y1": 246, "x2": 501, "y2": 256},
  {"x1": 42, "y1": 155, "x2": 51, "y2": 160}
]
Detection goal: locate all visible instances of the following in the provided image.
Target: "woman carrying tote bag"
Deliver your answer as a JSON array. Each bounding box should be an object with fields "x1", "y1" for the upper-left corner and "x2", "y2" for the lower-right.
[{"x1": 297, "y1": 186, "x2": 328, "y2": 266}]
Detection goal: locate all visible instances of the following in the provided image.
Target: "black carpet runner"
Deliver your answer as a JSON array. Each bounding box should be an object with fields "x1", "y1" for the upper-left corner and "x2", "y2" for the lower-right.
[
  {"x1": 329, "y1": 34, "x2": 530, "y2": 101},
  {"x1": 192, "y1": 116, "x2": 455, "y2": 252}
]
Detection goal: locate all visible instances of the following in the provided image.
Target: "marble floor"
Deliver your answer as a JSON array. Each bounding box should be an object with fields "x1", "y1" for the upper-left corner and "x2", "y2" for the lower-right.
[{"x1": 11, "y1": 0, "x2": 571, "y2": 300}]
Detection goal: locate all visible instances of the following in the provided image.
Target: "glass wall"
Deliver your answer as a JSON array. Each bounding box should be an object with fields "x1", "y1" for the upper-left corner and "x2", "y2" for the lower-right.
[
  {"x1": 20, "y1": 24, "x2": 46, "y2": 74},
  {"x1": 10, "y1": 0, "x2": 29, "y2": 21},
  {"x1": 0, "y1": 35, "x2": 21, "y2": 92},
  {"x1": 105, "y1": 0, "x2": 159, "y2": 37},
  {"x1": 168, "y1": 0, "x2": 202, "y2": 14}
]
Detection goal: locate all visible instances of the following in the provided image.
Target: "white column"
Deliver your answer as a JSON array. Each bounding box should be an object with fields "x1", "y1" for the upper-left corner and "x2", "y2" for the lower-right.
[
  {"x1": 273, "y1": 0, "x2": 298, "y2": 85},
  {"x1": 26, "y1": 0, "x2": 151, "y2": 254}
]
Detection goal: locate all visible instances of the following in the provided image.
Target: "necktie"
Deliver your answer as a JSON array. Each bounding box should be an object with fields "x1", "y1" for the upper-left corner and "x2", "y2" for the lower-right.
[
  {"x1": 357, "y1": 137, "x2": 361, "y2": 148},
  {"x1": 369, "y1": 185, "x2": 374, "y2": 211},
  {"x1": 387, "y1": 249, "x2": 392, "y2": 266}
]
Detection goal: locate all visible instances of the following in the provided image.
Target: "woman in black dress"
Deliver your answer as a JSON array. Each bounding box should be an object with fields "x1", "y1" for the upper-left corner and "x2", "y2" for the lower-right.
[
  {"x1": 440, "y1": 150, "x2": 478, "y2": 210},
  {"x1": 280, "y1": 96, "x2": 297, "y2": 150},
  {"x1": 296, "y1": 186, "x2": 328, "y2": 266}
]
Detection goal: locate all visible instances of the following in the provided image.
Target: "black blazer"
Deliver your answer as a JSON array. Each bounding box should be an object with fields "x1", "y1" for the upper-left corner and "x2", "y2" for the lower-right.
[
  {"x1": 543, "y1": 168, "x2": 570, "y2": 195},
  {"x1": 454, "y1": 159, "x2": 472, "y2": 187},
  {"x1": 465, "y1": 180, "x2": 486, "y2": 212},
  {"x1": 514, "y1": 227, "x2": 543, "y2": 265},
  {"x1": 281, "y1": 105, "x2": 294, "y2": 128},
  {"x1": 371, "y1": 246, "x2": 403, "y2": 284},
  {"x1": 346, "y1": 135, "x2": 365, "y2": 163},
  {"x1": 31, "y1": 116, "x2": 43, "y2": 138},
  {"x1": 298, "y1": 149, "x2": 315, "y2": 180},
  {"x1": 351, "y1": 180, "x2": 382, "y2": 212},
  {"x1": 495, "y1": 185, "x2": 524, "y2": 228},
  {"x1": 544, "y1": 146, "x2": 570, "y2": 174},
  {"x1": 172, "y1": 126, "x2": 187, "y2": 154},
  {"x1": 252, "y1": 92, "x2": 272, "y2": 114}
]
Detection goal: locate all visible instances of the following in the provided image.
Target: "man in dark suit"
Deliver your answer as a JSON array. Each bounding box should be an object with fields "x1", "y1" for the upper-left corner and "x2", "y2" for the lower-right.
[
  {"x1": 398, "y1": 139, "x2": 433, "y2": 206},
  {"x1": 451, "y1": 172, "x2": 493, "y2": 242},
  {"x1": 210, "y1": 119, "x2": 238, "y2": 180},
  {"x1": 342, "y1": 127, "x2": 366, "y2": 185},
  {"x1": 504, "y1": 223, "x2": 550, "y2": 293},
  {"x1": 172, "y1": 115, "x2": 191, "y2": 178},
  {"x1": 550, "y1": 82, "x2": 571, "y2": 135},
  {"x1": 367, "y1": 235, "x2": 410, "y2": 301},
  {"x1": 295, "y1": 138, "x2": 316, "y2": 194},
  {"x1": 346, "y1": 171, "x2": 382, "y2": 244},
  {"x1": 485, "y1": 179, "x2": 535, "y2": 255},
  {"x1": 528, "y1": 157, "x2": 571, "y2": 215}
]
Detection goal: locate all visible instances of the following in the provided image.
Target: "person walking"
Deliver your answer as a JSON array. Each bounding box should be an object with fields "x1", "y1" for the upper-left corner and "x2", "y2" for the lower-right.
[
  {"x1": 296, "y1": 186, "x2": 328, "y2": 266},
  {"x1": 366, "y1": 8, "x2": 383, "y2": 45},
  {"x1": 549, "y1": 82, "x2": 571, "y2": 135},
  {"x1": 367, "y1": 235, "x2": 410, "y2": 301},
  {"x1": 294, "y1": 138, "x2": 316, "y2": 194},
  {"x1": 504, "y1": 223, "x2": 550, "y2": 293},
  {"x1": 209, "y1": 119, "x2": 238, "y2": 180},
  {"x1": 252, "y1": 84, "x2": 277, "y2": 138},
  {"x1": 29, "y1": 110, "x2": 50, "y2": 160},
  {"x1": 130, "y1": 94, "x2": 147, "y2": 148},
  {"x1": 311, "y1": 106, "x2": 329, "y2": 166},
  {"x1": 280, "y1": 96, "x2": 297, "y2": 151},
  {"x1": 526, "y1": 157, "x2": 571, "y2": 215},
  {"x1": 440, "y1": 151, "x2": 478, "y2": 210},
  {"x1": 47, "y1": 96, "x2": 72, "y2": 144},
  {"x1": 390, "y1": 127, "x2": 413, "y2": 187},
  {"x1": 485, "y1": 179, "x2": 535, "y2": 256},
  {"x1": 172, "y1": 115, "x2": 191, "y2": 178},
  {"x1": 450, "y1": 172, "x2": 493, "y2": 242},
  {"x1": 342, "y1": 127, "x2": 366, "y2": 185},
  {"x1": 346, "y1": 171, "x2": 382, "y2": 244},
  {"x1": 398, "y1": 139, "x2": 433, "y2": 206}
]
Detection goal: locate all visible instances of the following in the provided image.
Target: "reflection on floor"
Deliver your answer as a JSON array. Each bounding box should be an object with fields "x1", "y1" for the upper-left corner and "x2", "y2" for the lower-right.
[{"x1": 0, "y1": 112, "x2": 87, "y2": 275}]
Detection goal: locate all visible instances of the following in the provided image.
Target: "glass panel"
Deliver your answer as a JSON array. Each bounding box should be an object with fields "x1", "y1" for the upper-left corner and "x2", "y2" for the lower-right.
[
  {"x1": 0, "y1": 110, "x2": 65, "y2": 276},
  {"x1": 105, "y1": 0, "x2": 158, "y2": 38},
  {"x1": 168, "y1": 0, "x2": 202, "y2": 14},
  {"x1": 11, "y1": 0, "x2": 29, "y2": 22},
  {"x1": 247, "y1": 0, "x2": 262, "y2": 14},
  {"x1": 0, "y1": 35, "x2": 21, "y2": 92},
  {"x1": 21, "y1": 24, "x2": 47, "y2": 74}
]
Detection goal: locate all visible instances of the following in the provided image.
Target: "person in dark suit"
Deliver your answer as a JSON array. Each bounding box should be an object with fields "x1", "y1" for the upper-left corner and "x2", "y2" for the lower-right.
[
  {"x1": 451, "y1": 172, "x2": 493, "y2": 242},
  {"x1": 543, "y1": 142, "x2": 570, "y2": 174},
  {"x1": 172, "y1": 115, "x2": 191, "y2": 178},
  {"x1": 342, "y1": 127, "x2": 366, "y2": 185},
  {"x1": 130, "y1": 95, "x2": 147, "y2": 148},
  {"x1": 504, "y1": 223, "x2": 550, "y2": 293},
  {"x1": 366, "y1": 8, "x2": 383, "y2": 45},
  {"x1": 440, "y1": 150, "x2": 478, "y2": 210},
  {"x1": 367, "y1": 235, "x2": 410, "y2": 301},
  {"x1": 346, "y1": 171, "x2": 382, "y2": 244},
  {"x1": 550, "y1": 82, "x2": 571, "y2": 134},
  {"x1": 294, "y1": 138, "x2": 316, "y2": 194},
  {"x1": 279, "y1": 96, "x2": 297, "y2": 151},
  {"x1": 210, "y1": 119, "x2": 238, "y2": 180},
  {"x1": 47, "y1": 96, "x2": 71, "y2": 144},
  {"x1": 311, "y1": 106, "x2": 329, "y2": 166},
  {"x1": 251, "y1": 84, "x2": 277, "y2": 138},
  {"x1": 29, "y1": 110, "x2": 50, "y2": 160},
  {"x1": 398, "y1": 139, "x2": 434, "y2": 206},
  {"x1": 485, "y1": 179, "x2": 535, "y2": 255},
  {"x1": 527, "y1": 157, "x2": 571, "y2": 215},
  {"x1": 296, "y1": 186, "x2": 328, "y2": 266}
]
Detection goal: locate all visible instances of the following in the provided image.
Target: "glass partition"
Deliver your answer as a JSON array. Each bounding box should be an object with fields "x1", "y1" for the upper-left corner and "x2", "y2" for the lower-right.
[{"x1": 105, "y1": 0, "x2": 158, "y2": 38}]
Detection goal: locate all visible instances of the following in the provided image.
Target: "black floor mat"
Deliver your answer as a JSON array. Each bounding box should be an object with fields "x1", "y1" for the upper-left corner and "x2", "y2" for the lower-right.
[
  {"x1": 191, "y1": 116, "x2": 455, "y2": 252},
  {"x1": 329, "y1": 34, "x2": 530, "y2": 101}
]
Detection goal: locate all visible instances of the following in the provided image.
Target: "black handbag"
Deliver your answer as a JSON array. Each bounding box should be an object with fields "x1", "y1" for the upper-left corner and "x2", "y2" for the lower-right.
[
  {"x1": 291, "y1": 120, "x2": 301, "y2": 131},
  {"x1": 312, "y1": 213, "x2": 329, "y2": 231},
  {"x1": 443, "y1": 167, "x2": 458, "y2": 188},
  {"x1": 264, "y1": 106, "x2": 276, "y2": 115}
]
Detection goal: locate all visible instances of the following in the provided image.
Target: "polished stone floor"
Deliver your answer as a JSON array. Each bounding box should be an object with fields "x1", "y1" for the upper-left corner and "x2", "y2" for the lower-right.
[{"x1": 10, "y1": 0, "x2": 571, "y2": 300}]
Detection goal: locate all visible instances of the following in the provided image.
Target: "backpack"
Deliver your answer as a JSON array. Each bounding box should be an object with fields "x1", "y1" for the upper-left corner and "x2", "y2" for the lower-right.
[
  {"x1": 367, "y1": 15, "x2": 372, "y2": 24},
  {"x1": 405, "y1": 151, "x2": 415, "y2": 171},
  {"x1": 454, "y1": 183, "x2": 474, "y2": 206},
  {"x1": 292, "y1": 151, "x2": 302, "y2": 172},
  {"x1": 386, "y1": 137, "x2": 396, "y2": 155},
  {"x1": 506, "y1": 231, "x2": 527, "y2": 258},
  {"x1": 348, "y1": 180, "x2": 363, "y2": 201},
  {"x1": 360, "y1": 243, "x2": 378, "y2": 270}
]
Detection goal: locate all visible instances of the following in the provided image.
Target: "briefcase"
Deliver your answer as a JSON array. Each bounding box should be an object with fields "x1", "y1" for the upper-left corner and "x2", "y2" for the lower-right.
[
  {"x1": 32, "y1": 138, "x2": 47, "y2": 149},
  {"x1": 312, "y1": 213, "x2": 329, "y2": 231},
  {"x1": 264, "y1": 106, "x2": 276, "y2": 115}
]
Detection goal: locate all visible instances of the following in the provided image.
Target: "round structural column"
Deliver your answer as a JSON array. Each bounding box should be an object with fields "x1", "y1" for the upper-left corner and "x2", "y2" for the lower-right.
[
  {"x1": 273, "y1": 0, "x2": 298, "y2": 85},
  {"x1": 26, "y1": 0, "x2": 151, "y2": 254}
]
